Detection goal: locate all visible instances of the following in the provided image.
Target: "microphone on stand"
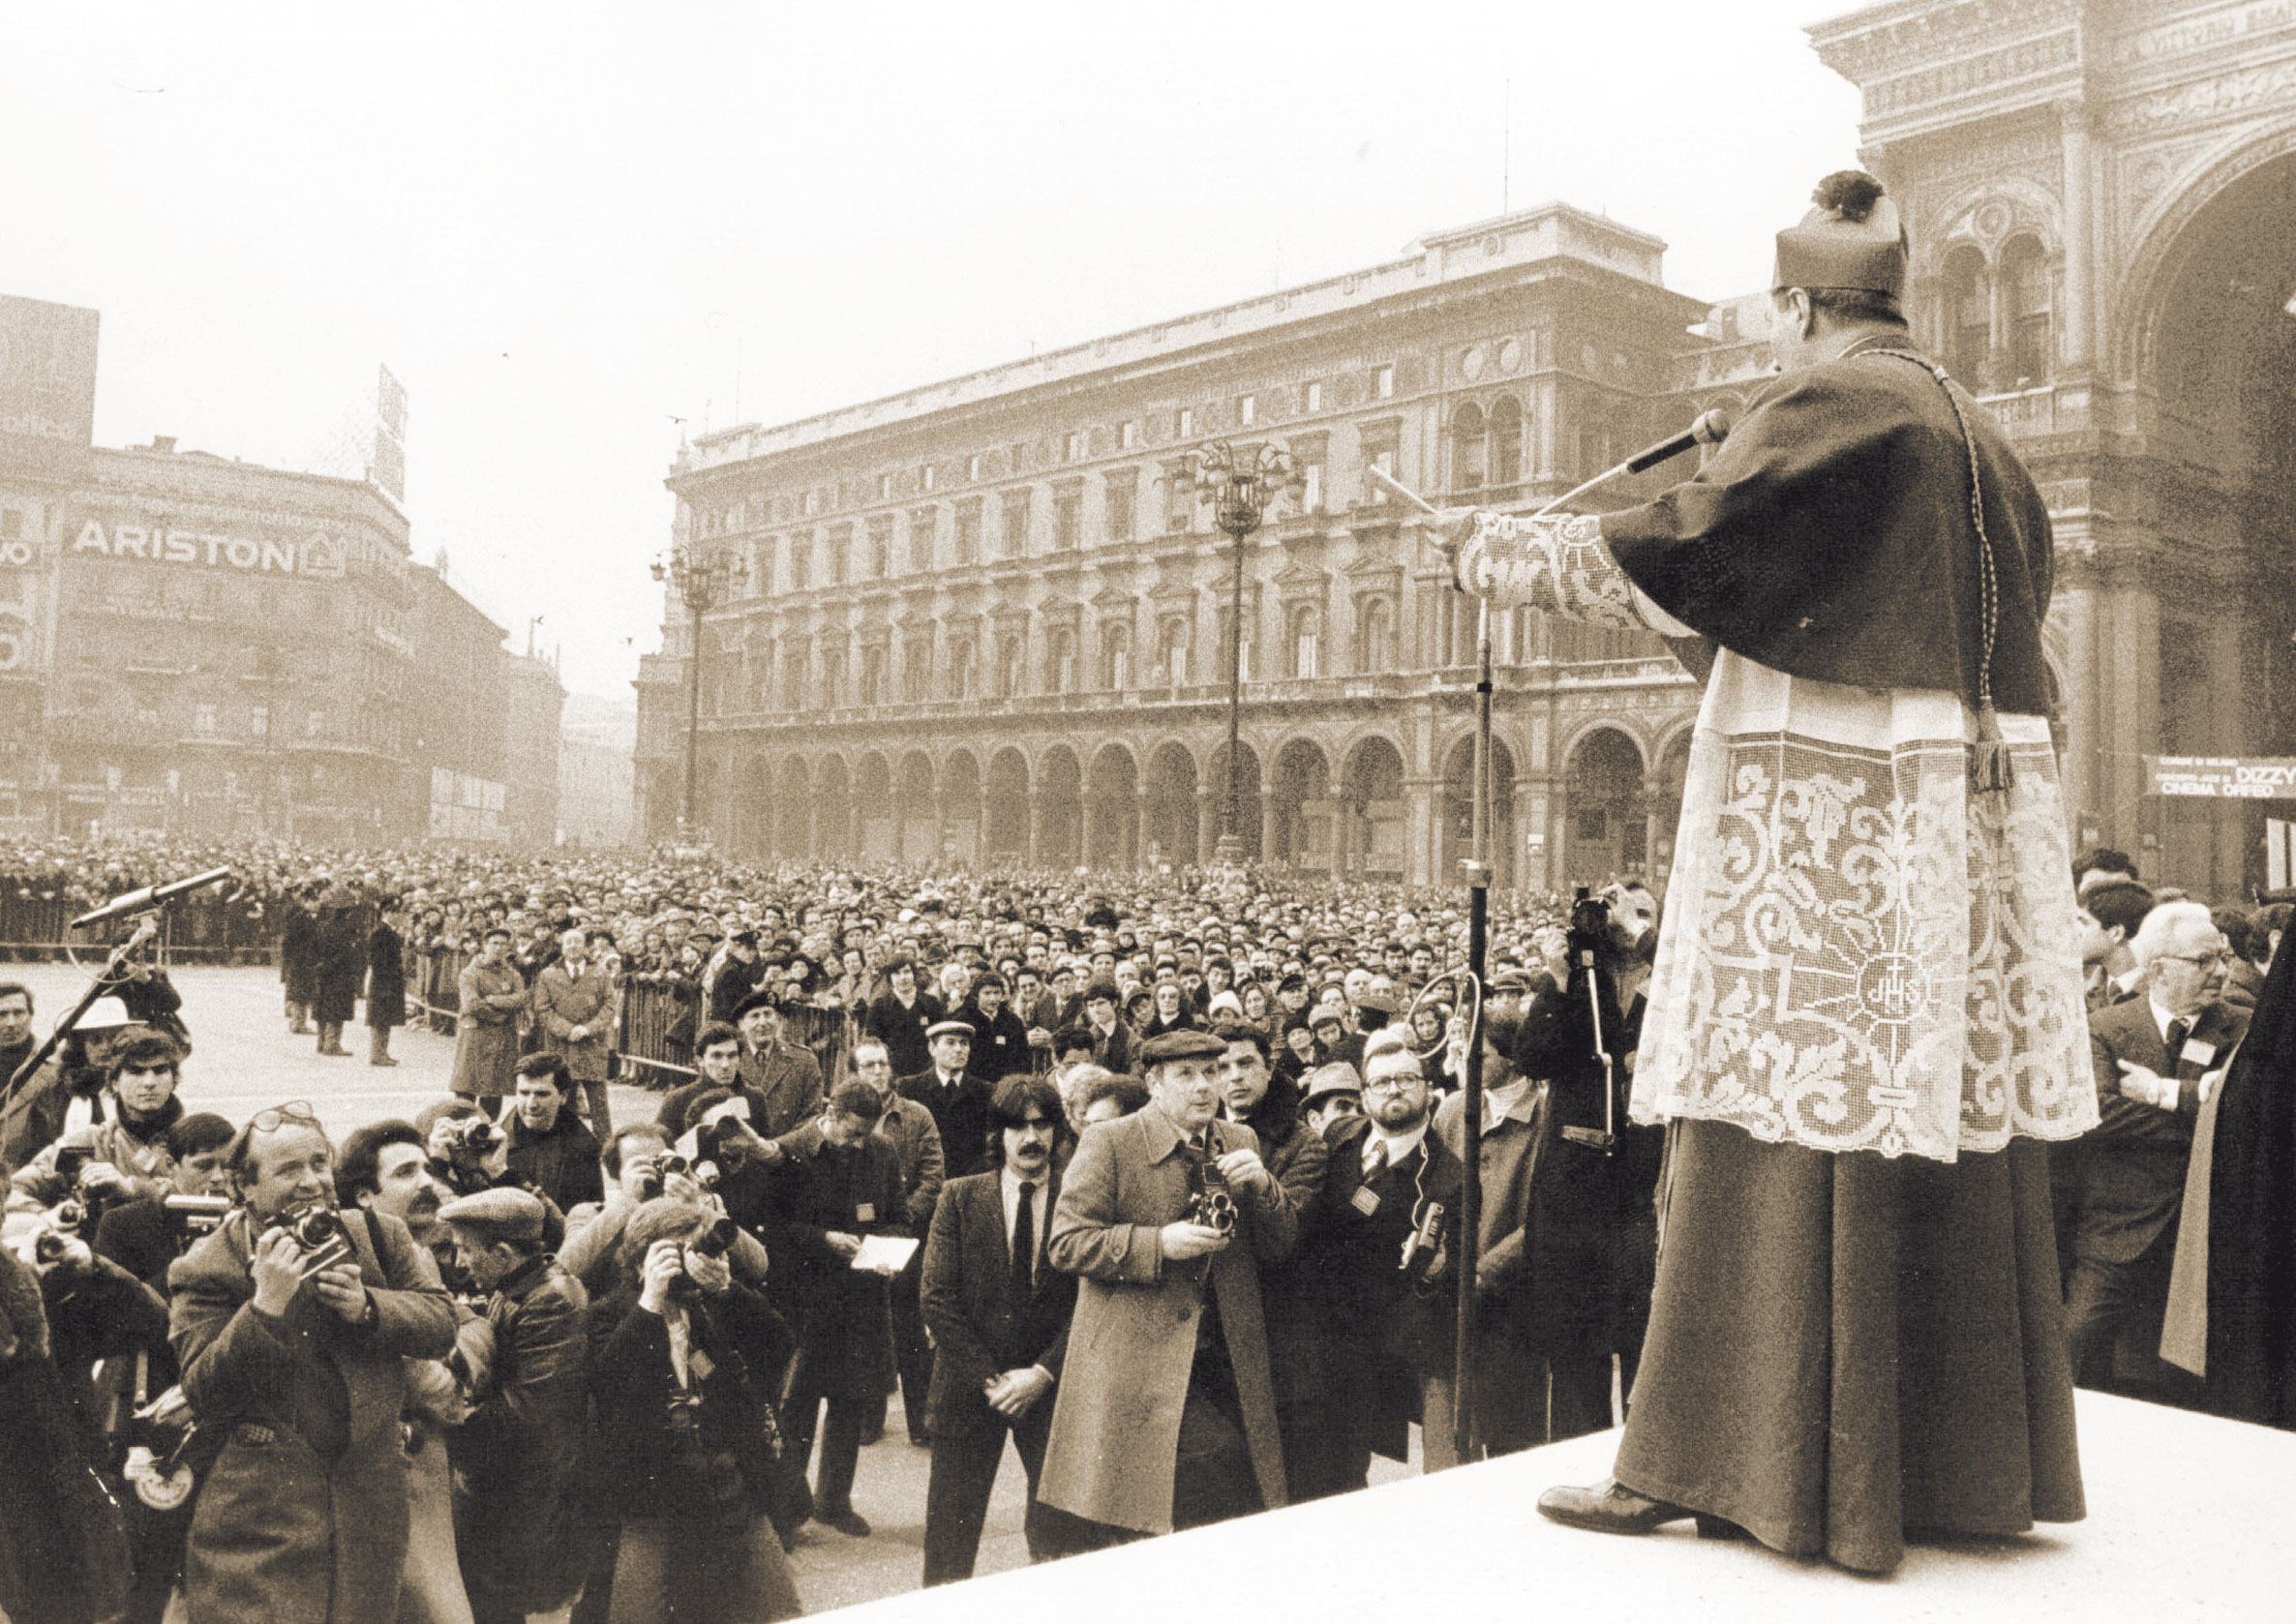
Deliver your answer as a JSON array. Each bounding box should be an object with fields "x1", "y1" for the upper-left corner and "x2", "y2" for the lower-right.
[
  {"x1": 72, "y1": 867, "x2": 234, "y2": 929},
  {"x1": 1621, "y1": 407, "x2": 1735, "y2": 474}
]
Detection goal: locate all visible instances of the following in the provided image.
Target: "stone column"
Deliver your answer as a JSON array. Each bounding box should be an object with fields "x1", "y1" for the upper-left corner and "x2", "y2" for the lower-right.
[
  {"x1": 1083, "y1": 797, "x2": 1104, "y2": 871},
  {"x1": 1027, "y1": 793, "x2": 1045, "y2": 867},
  {"x1": 2058, "y1": 99, "x2": 2096, "y2": 372},
  {"x1": 931, "y1": 788, "x2": 949, "y2": 865}
]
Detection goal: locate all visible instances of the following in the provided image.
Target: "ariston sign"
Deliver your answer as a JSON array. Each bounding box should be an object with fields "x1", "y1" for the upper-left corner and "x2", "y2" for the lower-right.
[{"x1": 70, "y1": 516, "x2": 347, "y2": 580}]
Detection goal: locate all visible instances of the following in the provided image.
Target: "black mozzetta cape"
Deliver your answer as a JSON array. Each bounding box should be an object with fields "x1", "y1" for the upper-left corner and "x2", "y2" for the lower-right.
[
  {"x1": 2201, "y1": 941, "x2": 2296, "y2": 1429},
  {"x1": 1600, "y1": 340, "x2": 2057, "y2": 717}
]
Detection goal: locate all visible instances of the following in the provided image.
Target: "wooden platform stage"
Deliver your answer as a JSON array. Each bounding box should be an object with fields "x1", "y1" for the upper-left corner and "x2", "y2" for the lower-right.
[{"x1": 836, "y1": 1390, "x2": 2294, "y2": 1620}]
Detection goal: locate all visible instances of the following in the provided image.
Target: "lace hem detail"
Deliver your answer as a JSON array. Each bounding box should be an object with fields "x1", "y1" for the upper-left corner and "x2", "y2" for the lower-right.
[{"x1": 1630, "y1": 654, "x2": 2097, "y2": 1162}]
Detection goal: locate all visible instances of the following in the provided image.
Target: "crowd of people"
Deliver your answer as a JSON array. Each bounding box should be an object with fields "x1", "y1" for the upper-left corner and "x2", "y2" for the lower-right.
[{"x1": 0, "y1": 831, "x2": 2288, "y2": 1622}]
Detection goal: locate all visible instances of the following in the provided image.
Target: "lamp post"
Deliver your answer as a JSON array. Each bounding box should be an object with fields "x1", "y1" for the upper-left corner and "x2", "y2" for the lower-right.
[
  {"x1": 650, "y1": 543, "x2": 744, "y2": 845},
  {"x1": 1187, "y1": 440, "x2": 1300, "y2": 866}
]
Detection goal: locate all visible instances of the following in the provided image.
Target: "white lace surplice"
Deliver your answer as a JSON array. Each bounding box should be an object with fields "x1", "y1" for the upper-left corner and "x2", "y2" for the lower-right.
[{"x1": 1462, "y1": 512, "x2": 2097, "y2": 1163}]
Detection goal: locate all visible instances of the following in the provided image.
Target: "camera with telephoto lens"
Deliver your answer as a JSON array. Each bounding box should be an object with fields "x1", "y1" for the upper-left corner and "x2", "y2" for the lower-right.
[
  {"x1": 1186, "y1": 1159, "x2": 1238, "y2": 1238},
  {"x1": 163, "y1": 1193, "x2": 231, "y2": 1241}
]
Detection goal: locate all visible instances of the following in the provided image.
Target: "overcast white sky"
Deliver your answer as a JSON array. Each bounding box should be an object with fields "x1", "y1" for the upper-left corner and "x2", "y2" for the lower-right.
[{"x1": 2, "y1": 0, "x2": 1864, "y2": 700}]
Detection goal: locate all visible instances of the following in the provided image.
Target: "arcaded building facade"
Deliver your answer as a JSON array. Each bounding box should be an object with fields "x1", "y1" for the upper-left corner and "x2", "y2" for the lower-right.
[{"x1": 643, "y1": 0, "x2": 2296, "y2": 897}]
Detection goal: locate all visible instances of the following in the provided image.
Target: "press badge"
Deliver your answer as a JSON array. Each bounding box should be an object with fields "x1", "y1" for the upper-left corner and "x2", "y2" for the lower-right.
[
  {"x1": 1349, "y1": 1187, "x2": 1381, "y2": 1217},
  {"x1": 2181, "y1": 1039, "x2": 2216, "y2": 1067},
  {"x1": 857, "y1": 1204, "x2": 876, "y2": 1223}
]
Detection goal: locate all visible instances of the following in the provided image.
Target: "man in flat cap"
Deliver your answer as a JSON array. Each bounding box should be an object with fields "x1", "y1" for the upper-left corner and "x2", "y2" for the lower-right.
[
  {"x1": 1426, "y1": 171, "x2": 2089, "y2": 1574},
  {"x1": 438, "y1": 1188, "x2": 589, "y2": 1624},
  {"x1": 1039, "y1": 1028, "x2": 1293, "y2": 1539}
]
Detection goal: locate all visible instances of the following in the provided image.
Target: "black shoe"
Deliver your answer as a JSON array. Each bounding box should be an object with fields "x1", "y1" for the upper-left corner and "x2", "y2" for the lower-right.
[
  {"x1": 908, "y1": 1430, "x2": 932, "y2": 1448},
  {"x1": 814, "y1": 1505, "x2": 871, "y2": 1539},
  {"x1": 859, "y1": 1420, "x2": 885, "y2": 1446},
  {"x1": 369, "y1": 1056, "x2": 399, "y2": 1068},
  {"x1": 1536, "y1": 1478, "x2": 1719, "y2": 1537}
]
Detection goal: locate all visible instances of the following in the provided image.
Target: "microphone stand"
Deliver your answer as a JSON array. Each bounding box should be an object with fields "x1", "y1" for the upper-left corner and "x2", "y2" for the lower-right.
[
  {"x1": 1370, "y1": 426, "x2": 1716, "y2": 1464},
  {"x1": 0, "y1": 913, "x2": 163, "y2": 1147}
]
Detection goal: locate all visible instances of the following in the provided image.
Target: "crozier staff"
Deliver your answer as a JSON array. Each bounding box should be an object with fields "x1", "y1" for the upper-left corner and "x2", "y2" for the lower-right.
[{"x1": 1426, "y1": 171, "x2": 2094, "y2": 1575}]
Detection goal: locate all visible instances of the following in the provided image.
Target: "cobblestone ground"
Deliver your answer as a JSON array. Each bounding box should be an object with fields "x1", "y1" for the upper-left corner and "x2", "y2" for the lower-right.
[{"x1": 5, "y1": 962, "x2": 1039, "y2": 1613}]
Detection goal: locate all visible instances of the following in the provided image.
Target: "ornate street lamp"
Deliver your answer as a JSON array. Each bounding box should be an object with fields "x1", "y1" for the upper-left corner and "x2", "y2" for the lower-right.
[
  {"x1": 1186, "y1": 440, "x2": 1301, "y2": 866},
  {"x1": 650, "y1": 543, "x2": 745, "y2": 844}
]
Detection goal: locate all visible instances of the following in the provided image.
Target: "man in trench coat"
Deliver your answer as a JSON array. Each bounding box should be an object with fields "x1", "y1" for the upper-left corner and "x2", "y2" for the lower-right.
[
  {"x1": 169, "y1": 1103, "x2": 457, "y2": 1624},
  {"x1": 1039, "y1": 1028, "x2": 1294, "y2": 1537}
]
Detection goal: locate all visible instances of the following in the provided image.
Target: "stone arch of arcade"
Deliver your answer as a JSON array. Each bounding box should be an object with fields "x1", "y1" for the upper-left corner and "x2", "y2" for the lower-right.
[
  {"x1": 942, "y1": 749, "x2": 982, "y2": 866},
  {"x1": 1205, "y1": 739, "x2": 1265, "y2": 864},
  {"x1": 1440, "y1": 732, "x2": 1518, "y2": 891},
  {"x1": 895, "y1": 751, "x2": 936, "y2": 863},
  {"x1": 1037, "y1": 745, "x2": 1083, "y2": 869},
  {"x1": 1266, "y1": 737, "x2": 1331, "y2": 871},
  {"x1": 2095, "y1": 135, "x2": 2296, "y2": 898},
  {"x1": 1338, "y1": 733, "x2": 1409, "y2": 881},
  {"x1": 1143, "y1": 739, "x2": 1200, "y2": 871},
  {"x1": 774, "y1": 757, "x2": 811, "y2": 857},
  {"x1": 984, "y1": 747, "x2": 1031, "y2": 860},
  {"x1": 1560, "y1": 724, "x2": 1646, "y2": 887},
  {"x1": 817, "y1": 758, "x2": 854, "y2": 863},
  {"x1": 1086, "y1": 742, "x2": 1140, "y2": 870},
  {"x1": 736, "y1": 755, "x2": 772, "y2": 858}
]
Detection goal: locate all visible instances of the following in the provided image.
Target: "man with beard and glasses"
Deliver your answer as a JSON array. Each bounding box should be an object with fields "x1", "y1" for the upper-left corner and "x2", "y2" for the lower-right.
[
  {"x1": 1288, "y1": 1030, "x2": 1462, "y2": 1499},
  {"x1": 168, "y1": 1101, "x2": 456, "y2": 1624},
  {"x1": 920, "y1": 1076, "x2": 1079, "y2": 1584}
]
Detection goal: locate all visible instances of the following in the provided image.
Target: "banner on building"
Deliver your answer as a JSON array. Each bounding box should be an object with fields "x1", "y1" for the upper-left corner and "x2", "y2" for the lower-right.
[
  {"x1": 2143, "y1": 756, "x2": 2296, "y2": 800},
  {"x1": 69, "y1": 512, "x2": 347, "y2": 580},
  {"x1": 373, "y1": 365, "x2": 408, "y2": 505},
  {"x1": 0, "y1": 297, "x2": 100, "y2": 483}
]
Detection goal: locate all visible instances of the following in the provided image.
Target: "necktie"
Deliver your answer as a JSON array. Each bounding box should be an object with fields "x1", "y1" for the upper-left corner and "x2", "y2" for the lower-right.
[
  {"x1": 1011, "y1": 1182, "x2": 1036, "y2": 1301},
  {"x1": 1363, "y1": 1139, "x2": 1389, "y2": 1181},
  {"x1": 2164, "y1": 1019, "x2": 2190, "y2": 1068}
]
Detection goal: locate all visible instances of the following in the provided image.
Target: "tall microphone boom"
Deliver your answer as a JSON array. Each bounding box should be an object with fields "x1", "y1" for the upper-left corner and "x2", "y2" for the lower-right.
[
  {"x1": 72, "y1": 866, "x2": 233, "y2": 929},
  {"x1": 1621, "y1": 407, "x2": 1733, "y2": 475}
]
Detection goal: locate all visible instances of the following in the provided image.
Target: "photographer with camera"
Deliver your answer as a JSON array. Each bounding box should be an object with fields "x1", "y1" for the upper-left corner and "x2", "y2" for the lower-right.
[
  {"x1": 166, "y1": 1099, "x2": 456, "y2": 1624},
  {"x1": 557, "y1": 1123, "x2": 773, "y2": 1304},
  {"x1": 437, "y1": 1187, "x2": 589, "y2": 1624},
  {"x1": 1284, "y1": 1028, "x2": 1463, "y2": 1499},
  {"x1": 587, "y1": 1197, "x2": 803, "y2": 1623},
  {"x1": 11, "y1": 1032, "x2": 193, "y2": 1221},
  {"x1": 1039, "y1": 1028, "x2": 1294, "y2": 1539},
  {"x1": 1502, "y1": 889, "x2": 1664, "y2": 1446},
  {"x1": 1, "y1": 994, "x2": 142, "y2": 1179}
]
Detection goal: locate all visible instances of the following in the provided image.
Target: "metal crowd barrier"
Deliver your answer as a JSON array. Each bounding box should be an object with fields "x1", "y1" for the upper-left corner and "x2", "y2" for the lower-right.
[{"x1": 0, "y1": 888, "x2": 278, "y2": 965}]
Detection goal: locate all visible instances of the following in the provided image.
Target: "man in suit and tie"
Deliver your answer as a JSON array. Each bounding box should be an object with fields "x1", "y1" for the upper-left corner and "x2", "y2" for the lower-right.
[
  {"x1": 530, "y1": 928, "x2": 615, "y2": 1136},
  {"x1": 919, "y1": 1076, "x2": 1079, "y2": 1585},
  {"x1": 898, "y1": 1020, "x2": 996, "y2": 1180},
  {"x1": 2070, "y1": 901, "x2": 2248, "y2": 1393}
]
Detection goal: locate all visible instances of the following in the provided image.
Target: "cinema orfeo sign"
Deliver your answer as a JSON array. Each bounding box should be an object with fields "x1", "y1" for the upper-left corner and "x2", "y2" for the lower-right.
[{"x1": 70, "y1": 516, "x2": 347, "y2": 579}]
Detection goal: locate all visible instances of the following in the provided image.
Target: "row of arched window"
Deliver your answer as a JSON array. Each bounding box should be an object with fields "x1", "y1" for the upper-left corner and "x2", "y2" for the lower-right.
[{"x1": 703, "y1": 594, "x2": 1415, "y2": 715}]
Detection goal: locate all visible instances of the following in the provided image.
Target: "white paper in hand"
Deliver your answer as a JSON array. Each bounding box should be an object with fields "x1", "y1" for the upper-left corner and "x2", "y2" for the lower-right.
[{"x1": 850, "y1": 1235, "x2": 920, "y2": 1276}]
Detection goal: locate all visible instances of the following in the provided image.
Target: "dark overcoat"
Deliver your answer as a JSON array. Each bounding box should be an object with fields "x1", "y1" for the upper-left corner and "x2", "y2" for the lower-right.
[
  {"x1": 1039, "y1": 1106, "x2": 1293, "y2": 1534},
  {"x1": 364, "y1": 922, "x2": 406, "y2": 1032},
  {"x1": 168, "y1": 1207, "x2": 456, "y2": 1624},
  {"x1": 279, "y1": 904, "x2": 320, "y2": 1005},
  {"x1": 311, "y1": 909, "x2": 368, "y2": 1025},
  {"x1": 771, "y1": 1133, "x2": 909, "y2": 1398}
]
